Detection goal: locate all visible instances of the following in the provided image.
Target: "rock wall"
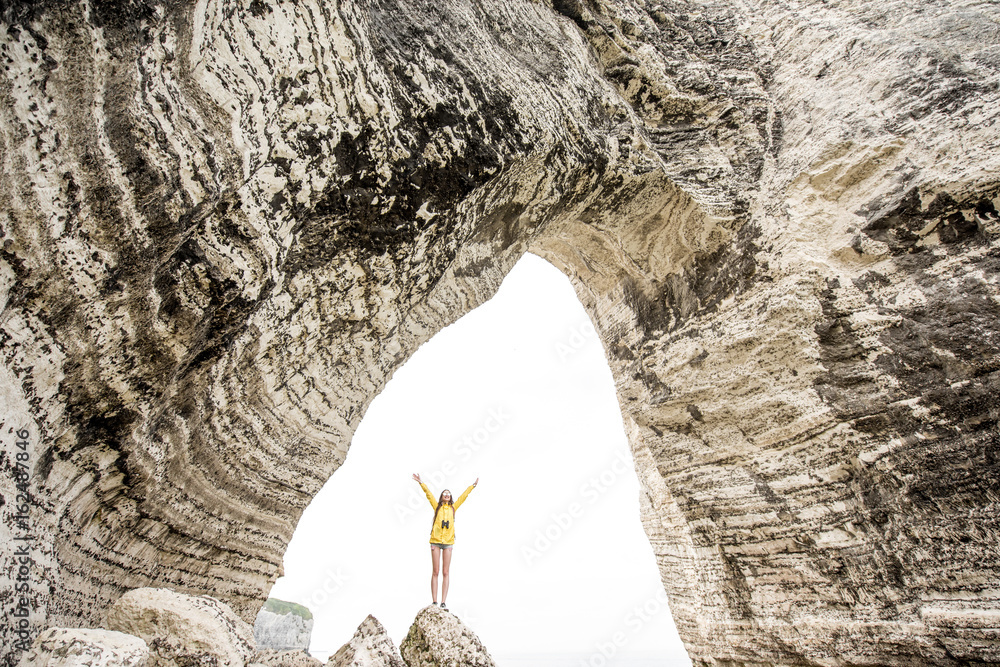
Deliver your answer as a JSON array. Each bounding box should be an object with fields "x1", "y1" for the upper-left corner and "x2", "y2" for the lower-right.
[{"x1": 1, "y1": 0, "x2": 998, "y2": 666}]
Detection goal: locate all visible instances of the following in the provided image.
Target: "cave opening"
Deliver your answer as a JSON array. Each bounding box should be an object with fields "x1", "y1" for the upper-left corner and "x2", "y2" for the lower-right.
[{"x1": 261, "y1": 252, "x2": 691, "y2": 666}]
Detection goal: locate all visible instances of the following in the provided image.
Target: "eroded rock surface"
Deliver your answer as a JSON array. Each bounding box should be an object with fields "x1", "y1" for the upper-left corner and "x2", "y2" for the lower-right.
[
  {"x1": 1, "y1": 0, "x2": 999, "y2": 665},
  {"x1": 327, "y1": 615, "x2": 404, "y2": 667},
  {"x1": 103, "y1": 588, "x2": 256, "y2": 667},
  {"x1": 399, "y1": 606, "x2": 494, "y2": 667},
  {"x1": 251, "y1": 650, "x2": 321, "y2": 667},
  {"x1": 20, "y1": 628, "x2": 148, "y2": 667}
]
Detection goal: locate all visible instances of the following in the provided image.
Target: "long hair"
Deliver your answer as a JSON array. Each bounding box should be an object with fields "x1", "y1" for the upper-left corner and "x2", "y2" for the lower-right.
[{"x1": 431, "y1": 489, "x2": 454, "y2": 533}]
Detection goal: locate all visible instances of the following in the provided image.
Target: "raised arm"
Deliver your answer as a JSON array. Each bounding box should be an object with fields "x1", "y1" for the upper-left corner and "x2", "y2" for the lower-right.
[
  {"x1": 454, "y1": 478, "x2": 478, "y2": 510},
  {"x1": 414, "y1": 473, "x2": 437, "y2": 510}
]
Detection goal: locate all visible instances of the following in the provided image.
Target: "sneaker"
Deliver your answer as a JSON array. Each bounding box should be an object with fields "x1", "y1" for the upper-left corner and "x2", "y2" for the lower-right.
[{"x1": 440, "y1": 602, "x2": 448, "y2": 610}]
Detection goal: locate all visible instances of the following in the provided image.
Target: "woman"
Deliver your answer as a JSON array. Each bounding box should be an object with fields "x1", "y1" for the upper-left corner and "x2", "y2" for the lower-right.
[{"x1": 411, "y1": 473, "x2": 478, "y2": 610}]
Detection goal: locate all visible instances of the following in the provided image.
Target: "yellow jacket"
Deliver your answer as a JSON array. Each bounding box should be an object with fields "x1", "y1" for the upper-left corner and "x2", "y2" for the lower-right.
[{"x1": 420, "y1": 482, "x2": 475, "y2": 545}]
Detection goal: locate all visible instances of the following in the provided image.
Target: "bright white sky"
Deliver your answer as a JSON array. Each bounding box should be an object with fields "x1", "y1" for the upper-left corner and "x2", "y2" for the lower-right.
[{"x1": 269, "y1": 253, "x2": 691, "y2": 666}]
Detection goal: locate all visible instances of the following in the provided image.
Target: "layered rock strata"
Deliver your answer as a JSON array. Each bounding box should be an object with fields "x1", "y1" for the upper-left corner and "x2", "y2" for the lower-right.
[
  {"x1": 1, "y1": 0, "x2": 999, "y2": 665},
  {"x1": 253, "y1": 600, "x2": 313, "y2": 652},
  {"x1": 399, "y1": 606, "x2": 495, "y2": 667},
  {"x1": 327, "y1": 615, "x2": 404, "y2": 667}
]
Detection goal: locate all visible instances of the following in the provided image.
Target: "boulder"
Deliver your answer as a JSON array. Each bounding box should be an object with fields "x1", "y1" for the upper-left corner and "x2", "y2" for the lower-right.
[
  {"x1": 19, "y1": 627, "x2": 148, "y2": 667},
  {"x1": 327, "y1": 615, "x2": 404, "y2": 667},
  {"x1": 399, "y1": 606, "x2": 494, "y2": 667},
  {"x1": 251, "y1": 650, "x2": 321, "y2": 667},
  {"x1": 104, "y1": 588, "x2": 255, "y2": 667}
]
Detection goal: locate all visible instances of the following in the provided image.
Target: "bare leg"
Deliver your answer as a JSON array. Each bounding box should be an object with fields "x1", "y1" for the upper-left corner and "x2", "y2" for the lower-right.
[
  {"x1": 441, "y1": 547, "x2": 453, "y2": 605},
  {"x1": 430, "y1": 545, "x2": 441, "y2": 603}
]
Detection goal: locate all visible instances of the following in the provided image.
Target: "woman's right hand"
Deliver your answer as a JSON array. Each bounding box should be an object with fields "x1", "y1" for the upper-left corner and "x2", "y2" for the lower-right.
[{"x1": 412, "y1": 473, "x2": 421, "y2": 483}]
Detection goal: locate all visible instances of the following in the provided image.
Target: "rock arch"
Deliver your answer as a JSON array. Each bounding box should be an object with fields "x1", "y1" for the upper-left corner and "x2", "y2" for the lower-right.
[{"x1": 1, "y1": 0, "x2": 998, "y2": 665}]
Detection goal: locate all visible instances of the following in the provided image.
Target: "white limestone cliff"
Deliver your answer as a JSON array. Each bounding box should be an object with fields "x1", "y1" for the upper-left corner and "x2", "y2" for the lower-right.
[
  {"x1": 253, "y1": 600, "x2": 314, "y2": 652},
  {"x1": 1, "y1": 0, "x2": 999, "y2": 665}
]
